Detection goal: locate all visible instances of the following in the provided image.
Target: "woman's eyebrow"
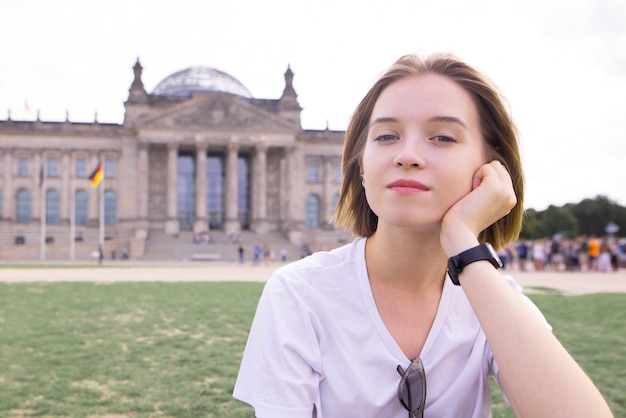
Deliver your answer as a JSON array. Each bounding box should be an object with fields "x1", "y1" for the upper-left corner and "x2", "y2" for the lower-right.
[
  {"x1": 428, "y1": 115, "x2": 468, "y2": 129},
  {"x1": 369, "y1": 116, "x2": 398, "y2": 127},
  {"x1": 369, "y1": 115, "x2": 468, "y2": 128}
]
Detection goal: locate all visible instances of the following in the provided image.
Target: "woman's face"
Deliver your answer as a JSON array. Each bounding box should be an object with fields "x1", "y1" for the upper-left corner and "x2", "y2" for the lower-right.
[{"x1": 361, "y1": 73, "x2": 487, "y2": 232}]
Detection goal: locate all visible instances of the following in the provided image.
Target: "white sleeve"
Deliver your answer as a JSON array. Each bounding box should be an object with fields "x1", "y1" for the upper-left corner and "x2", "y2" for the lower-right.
[{"x1": 233, "y1": 271, "x2": 321, "y2": 418}]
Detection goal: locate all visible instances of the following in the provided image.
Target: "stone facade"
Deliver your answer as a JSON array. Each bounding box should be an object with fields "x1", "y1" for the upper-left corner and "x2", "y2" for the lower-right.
[{"x1": 0, "y1": 60, "x2": 349, "y2": 260}]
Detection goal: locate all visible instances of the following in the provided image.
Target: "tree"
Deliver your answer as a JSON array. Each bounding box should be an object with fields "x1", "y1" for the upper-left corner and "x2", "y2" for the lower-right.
[
  {"x1": 569, "y1": 195, "x2": 626, "y2": 236},
  {"x1": 540, "y1": 205, "x2": 579, "y2": 238},
  {"x1": 521, "y1": 205, "x2": 578, "y2": 239},
  {"x1": 521, "y1": 195, "x2": 626, "y2": 240},
  {"x1": 520, "y1": 209, "x2": 539, "y2": 239}
]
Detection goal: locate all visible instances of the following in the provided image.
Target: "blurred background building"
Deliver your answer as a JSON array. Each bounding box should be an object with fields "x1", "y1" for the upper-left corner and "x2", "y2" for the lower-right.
[{"x1": 0, "y1": 60, "x2": 351, "y2": 261}]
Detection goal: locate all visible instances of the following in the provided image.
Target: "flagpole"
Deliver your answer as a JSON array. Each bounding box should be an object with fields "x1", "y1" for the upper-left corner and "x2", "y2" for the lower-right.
[
  {"x1": 99, "y1": 159, "x2": 105, "y2": 252},
  {"x1": 39, "y1": 162, "x2": 46, "y2": 261},
  {"x1": 88, "y1": 161, "x2": 104, "y2": 263}
]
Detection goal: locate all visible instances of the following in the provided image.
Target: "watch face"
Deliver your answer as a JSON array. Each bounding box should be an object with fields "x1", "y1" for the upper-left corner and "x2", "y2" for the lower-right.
[
  {"x1": 485, "y1": 243, "x2": 504, "y2": 269},
  {"x1": 447, "y1": 256, "x2": 461, "y2": 285}
]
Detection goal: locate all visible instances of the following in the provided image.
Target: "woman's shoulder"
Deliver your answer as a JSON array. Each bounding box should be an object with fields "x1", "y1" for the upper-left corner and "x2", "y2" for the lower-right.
[{"x1": 267, "y1": 237, "x2": 364, "y2": 290}]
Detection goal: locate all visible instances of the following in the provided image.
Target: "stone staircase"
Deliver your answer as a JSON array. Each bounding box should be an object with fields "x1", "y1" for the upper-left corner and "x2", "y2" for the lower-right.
[{"x1": 142, "y1": 230, "x2": 306, "y2": 263}]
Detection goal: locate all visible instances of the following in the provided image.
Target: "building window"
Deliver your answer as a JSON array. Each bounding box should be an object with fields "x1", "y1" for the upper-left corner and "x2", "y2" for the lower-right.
[
  {"x1": 331, "y1": 193, "x2": 340, "y2": 212},
  {"x1": 47, "y1": 159, "x2": 58, "y2": 177},
  {"x1": 46, "y1": 189, "x2": 60, "y2": 224},
  {"x1": 75, "y1": 189, "x2": 89, "y2": 225},
  {"x1": 104, "y1": 190, "x2": 117, "y2": 225},
  {"x1": 104, "y1": 159, "x2": 115, "y2": 178},
  {"x1": 16, "y1": 188, "x2": 31, "y2": 223},
  {"x1": 307, "y1": 164, "x2": 319, "y2": 183},
  {"x1": 329, "y1": 193, "x2": 340, "y2": 225},
  {"x1": 177, "y1": 154, "x2": 195, "y2": 230},
  {"x1": 237, "y1": 156, "x2": 250, "y2": 229},
  {"x1": 76, "y1": 159, "x2": 86, "y2": 178},
  {"x1": 334, "y1": 166, "x2": 342, "y2": 183},
  {"x1": 306, "y1": 194, "x2": 320, "y2": 227},
  {"x1": 18, "y1": 158, "x2": 28, "y2": 177}
]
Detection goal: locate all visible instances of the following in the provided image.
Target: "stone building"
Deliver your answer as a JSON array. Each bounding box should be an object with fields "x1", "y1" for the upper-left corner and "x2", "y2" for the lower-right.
[{"x1": 0, "y1": 60, "x2": 350, "y2": 260}]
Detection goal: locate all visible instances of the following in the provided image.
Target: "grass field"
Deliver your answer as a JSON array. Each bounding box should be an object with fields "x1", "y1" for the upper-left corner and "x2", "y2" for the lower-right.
[{"x1": 0, "y1": 281, "x2": 623, "y2": 417}]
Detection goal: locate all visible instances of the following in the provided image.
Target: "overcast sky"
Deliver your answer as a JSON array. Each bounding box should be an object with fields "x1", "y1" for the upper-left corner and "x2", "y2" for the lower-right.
[{"x1": 1, "y1": 0, "x2": 625, "y2": 212}]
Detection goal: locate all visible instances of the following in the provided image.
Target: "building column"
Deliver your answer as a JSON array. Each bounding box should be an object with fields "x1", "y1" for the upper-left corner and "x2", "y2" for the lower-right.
[
  {"x1": 138, "y1": 143, "x2": 149, "y2": 219},
  {"x1": 224, "y1": 143, "x2": 240, "y2": 235},
  {"x1": 2, "y1": 151, "x2": 13, "y2": 220},
  {"x1": 34, "y1": 152, "x2": 45, "y2": 221},
  {"x1": 194, "y1": 143, "x2": 208, "y2": 233},
  {"x1": 252, "y1": 144, "x2": 269, "y2": 233},
  {"x1": 322, "y1": 156, "x2": 336, "y2": 226},
  {"x1": 164, "y1": 143, "x2": 179, "y2": 235},
  {"x1": 283, "y1": 146, "x2": 305, "y2": 244},
  {"x1": 133, "y1": 142, "x2": 150, "y2": 240},
  {"x1": 60, "y1": 150, "x2": 71, "y2": 223},
  {"x1": 279, "y1": 155, "x2": 286, "y2": 225}
]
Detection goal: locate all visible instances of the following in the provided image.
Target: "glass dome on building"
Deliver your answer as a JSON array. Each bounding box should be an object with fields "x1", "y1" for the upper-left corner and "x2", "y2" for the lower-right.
[{"x1": 152, "y1": 66, "x2": 252, "y2": 98}]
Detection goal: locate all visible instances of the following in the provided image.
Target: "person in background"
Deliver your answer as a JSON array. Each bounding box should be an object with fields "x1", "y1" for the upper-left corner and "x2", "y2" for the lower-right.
[
  {"x1": 532, "y1": 238, "x2": 546, "y2": 271},
  {"x1": 233, "y1": 53, "x2": 612, "y2": 417},
  {"x1": 608, "y1": 238, "x2": 619, "y2": 272},
  {"x1": 238, "y1": 243, "x2": 245, "y2": 264},
  {"x1": 588, "y1": 235, "x2": 601, "y2": 271},
  {"x1": 598, "y1": 240, "x2": 612, "y2": 272},
  {"x1": 252, "y1": 243, "x2": 261, "y2": 265},
  {"x1": 516, "y1": 238, "x2": 528, "y2": 271},
  {"x1": 262, "y1": 243, "x2": 272, "y2": 265},
  {"x1": 578, "y1": 235, "x2": 589, "y2": 271}
]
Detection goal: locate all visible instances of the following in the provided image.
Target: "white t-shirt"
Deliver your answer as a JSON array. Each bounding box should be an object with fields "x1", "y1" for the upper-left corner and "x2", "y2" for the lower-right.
[{"x1": 233, "y1": 237, "x2": 549, "y2": 418}]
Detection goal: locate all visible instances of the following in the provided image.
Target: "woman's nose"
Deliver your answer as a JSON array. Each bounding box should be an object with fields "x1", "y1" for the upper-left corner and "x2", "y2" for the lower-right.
[{"x1": 393, "y1": 138, "x2": 425, "y2": 168}]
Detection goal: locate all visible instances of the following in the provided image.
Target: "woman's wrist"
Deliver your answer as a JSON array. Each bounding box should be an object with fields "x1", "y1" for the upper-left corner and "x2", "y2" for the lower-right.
[{"x1": 440, "y1": 222, "x2": 480, "y2": 257}]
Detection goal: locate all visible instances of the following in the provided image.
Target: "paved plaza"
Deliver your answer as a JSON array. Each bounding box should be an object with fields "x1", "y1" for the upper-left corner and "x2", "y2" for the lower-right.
[{"x1": 1, "y1": 262, "x2": 625, "y2": 295}]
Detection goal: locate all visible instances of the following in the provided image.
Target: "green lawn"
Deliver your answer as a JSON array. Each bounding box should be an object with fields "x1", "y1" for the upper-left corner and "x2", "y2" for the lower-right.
[{"x1": 0, "y1": 282, "x2": 623, "y2": 417}]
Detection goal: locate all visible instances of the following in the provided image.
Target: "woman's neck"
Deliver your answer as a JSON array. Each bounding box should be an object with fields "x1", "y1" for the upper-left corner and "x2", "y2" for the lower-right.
[{"x1": 364, "y1": 228, "x2": 448, "y2": 293}]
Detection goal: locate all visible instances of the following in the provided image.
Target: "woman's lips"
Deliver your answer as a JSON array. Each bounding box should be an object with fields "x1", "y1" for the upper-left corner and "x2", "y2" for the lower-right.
[{"x1": 387, "y1": 179, "x2": 430, "y2": 194}]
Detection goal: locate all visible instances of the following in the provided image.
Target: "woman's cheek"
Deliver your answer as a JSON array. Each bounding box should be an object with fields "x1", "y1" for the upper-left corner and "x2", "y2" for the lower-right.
[{"x1": 443, "y1": 180, "x2": 474, "y2": 210}]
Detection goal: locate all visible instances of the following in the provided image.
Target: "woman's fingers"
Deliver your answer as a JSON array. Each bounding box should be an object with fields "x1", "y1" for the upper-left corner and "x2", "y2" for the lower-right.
[{"x1": 442, "y1": 161, "x2": 516, "y2": 241}]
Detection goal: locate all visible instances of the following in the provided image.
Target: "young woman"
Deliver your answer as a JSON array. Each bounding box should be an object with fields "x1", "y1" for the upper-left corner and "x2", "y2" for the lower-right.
[{"x1": 233, "y1": 54, "x2": 612, "y2": 418}]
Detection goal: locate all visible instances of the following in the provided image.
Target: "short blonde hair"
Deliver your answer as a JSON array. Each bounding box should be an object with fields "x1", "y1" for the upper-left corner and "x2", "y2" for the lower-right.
[{"x1": 332, "y1": 53, "x2": 524, "y2": 250}]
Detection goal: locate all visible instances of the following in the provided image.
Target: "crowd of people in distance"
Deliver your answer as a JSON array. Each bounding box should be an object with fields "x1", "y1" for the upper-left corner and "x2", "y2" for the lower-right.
[
  {"x1": 501, "y1": 235, "x2": 625, "y2": 272},
  {"x1": 192, "y1": 231, "x2": 215, "y2": 244},
  {"x1": 193, "y1": 231, "x2": 243, "y2": 244},
  {"x1": 237, "y1": 242, "x2": 290, "y2": 265}
]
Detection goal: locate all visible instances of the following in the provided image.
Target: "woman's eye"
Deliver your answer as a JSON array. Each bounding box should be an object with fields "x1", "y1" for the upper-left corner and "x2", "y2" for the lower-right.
[
  {"x1": 432, "y1": 135, "x2": 456, "y2": 143},
  {"x1": 374, "y1": 134, "x2": 399, "y2": 142}
]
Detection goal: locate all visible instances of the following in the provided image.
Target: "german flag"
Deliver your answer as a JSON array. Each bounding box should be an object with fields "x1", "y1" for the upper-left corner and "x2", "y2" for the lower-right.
[{"x1": 89, "y1": 164, "x2": 103, "y2": 187}]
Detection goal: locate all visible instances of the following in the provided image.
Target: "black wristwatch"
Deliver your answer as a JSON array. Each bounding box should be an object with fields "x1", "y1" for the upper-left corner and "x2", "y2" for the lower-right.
[{"x1": 447, "y1": 243, "x2": 503, "y2": 286}]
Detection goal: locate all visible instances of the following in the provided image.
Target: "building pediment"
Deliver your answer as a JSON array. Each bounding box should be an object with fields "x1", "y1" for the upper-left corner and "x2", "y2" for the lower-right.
[{"x1": 140, "y1": 93, "x2": 296, "y2": 132}]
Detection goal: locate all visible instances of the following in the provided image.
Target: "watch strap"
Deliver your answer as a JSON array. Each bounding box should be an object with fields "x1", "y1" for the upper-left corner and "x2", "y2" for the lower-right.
[{"x1": 447, "y1": 243, "x2": 503, "y2": 286}]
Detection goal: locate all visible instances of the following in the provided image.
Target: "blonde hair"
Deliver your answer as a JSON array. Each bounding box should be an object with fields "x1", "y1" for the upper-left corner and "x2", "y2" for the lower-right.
[{"x1": 332, "y1": 53, "x2": 524, "y2": 250}]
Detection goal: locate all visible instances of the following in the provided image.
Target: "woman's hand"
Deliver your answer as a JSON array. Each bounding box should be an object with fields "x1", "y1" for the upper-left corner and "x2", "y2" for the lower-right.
[{"x1": 440, "y1": 160, "x2": 517, "y2": 256}]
